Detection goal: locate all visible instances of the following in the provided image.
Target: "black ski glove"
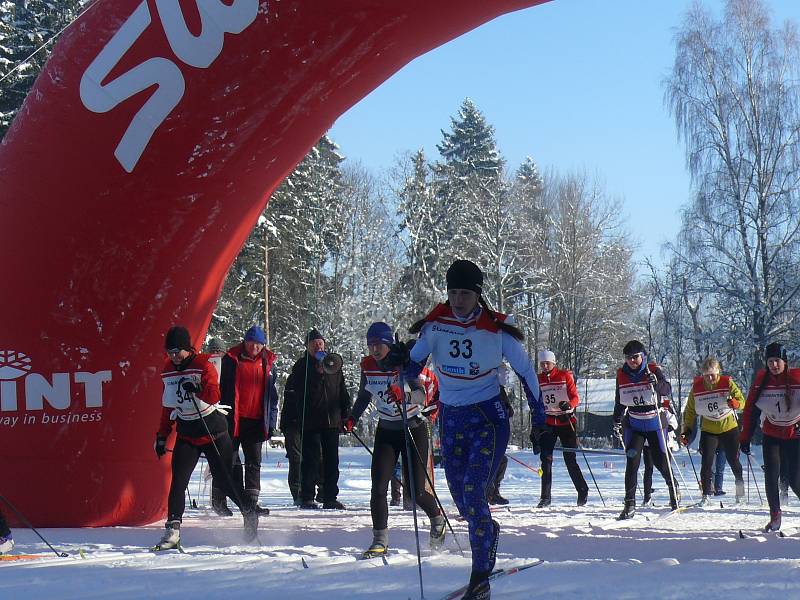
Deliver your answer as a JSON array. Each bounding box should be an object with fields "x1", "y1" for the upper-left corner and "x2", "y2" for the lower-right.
[
  {"x1": 377, "y1": 338, "x2": 410, "y2": 371},
  {"x1": 558, "y1": 400, "x2": 571, "y2": 412},
  {"x1": 181, "y1": 380, "x2": 202, "y2": 394},
  {"x1": 740, "y1": 440, "x2": 751, "y2": 455},
  {"x1": 154, "y1": 435, "x2": 167, "y2": 458}
]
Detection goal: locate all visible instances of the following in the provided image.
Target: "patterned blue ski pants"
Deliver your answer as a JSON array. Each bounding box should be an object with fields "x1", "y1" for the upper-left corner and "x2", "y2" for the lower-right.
[{"x1": 440, "y1": 397, "x2": 510, "y2": 572}]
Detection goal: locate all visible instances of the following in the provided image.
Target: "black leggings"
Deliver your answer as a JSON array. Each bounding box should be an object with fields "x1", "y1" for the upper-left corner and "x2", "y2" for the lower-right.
[
  {"x1": 539, "y1": 423, "x2": 588, "y2": 500},
  {"x1": 168, "y1": 434, "x2": 249, "y2": 522},
  {"x1": 233, "y1": 438, "x2": 264, "y2": 491},
  {"x1": 624, "y1": 430, "x2": 677, "y2": 504},
  {"x1": 699, "y1": 428, "x2": 743, "y2": 495},
  {"x1": 762, "y1": 435, "x2": 800, "y2": 513},
  {"x1": 371, "y1": 421, "x2": 440, "y2": 530},
  {"x1": 642, "y1": 446, "x2": 653, "y2": 494}
]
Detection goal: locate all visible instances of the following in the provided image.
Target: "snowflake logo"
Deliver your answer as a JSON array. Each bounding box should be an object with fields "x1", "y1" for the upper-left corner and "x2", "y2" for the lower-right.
[{"x1": 0, "y1": 351, "x2": 33, "y2": 380}]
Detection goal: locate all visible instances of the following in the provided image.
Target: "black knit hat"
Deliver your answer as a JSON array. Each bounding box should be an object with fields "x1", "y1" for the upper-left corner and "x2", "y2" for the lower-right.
[
  {"x1": 622, "y1": 340, "x2": 646, "y2": 356},
  {"x1": 165, "y1": 326, "x2": 192, "y2": 351},
  {"x1": 306, "y1": 328, "x2": 325, "y2": 344},
  {"x1": 207, "y1": 338, "x2": 225, "y2": 353},
  {"x1": 446, "y1": 260, "x2": 483, "y2": 294},
  {"x1": 765, "y1": 342, "x2": 788, "y2": 362}
]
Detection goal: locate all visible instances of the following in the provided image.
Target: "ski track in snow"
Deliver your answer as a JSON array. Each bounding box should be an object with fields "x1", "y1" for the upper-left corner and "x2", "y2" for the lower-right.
[{"x1": 2, "y1": 448, "x2": 799, "y2": 599}]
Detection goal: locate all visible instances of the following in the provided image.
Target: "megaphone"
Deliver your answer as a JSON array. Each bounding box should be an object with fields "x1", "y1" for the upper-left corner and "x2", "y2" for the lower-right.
[{"x1": 319, "y1": 351, "x2": 343, "y2": 375}]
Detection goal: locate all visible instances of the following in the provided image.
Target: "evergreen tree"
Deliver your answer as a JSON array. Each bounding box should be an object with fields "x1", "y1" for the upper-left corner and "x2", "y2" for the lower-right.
[
  {"x1": 433, "y1": 98, "x2": 505, "y2": 261},
  {"x1": 394, "y1": 149, "x2": 443, "y2": 324},
  {"x1": 0, "y1": 0, "x2": 84, "y2": 137}
]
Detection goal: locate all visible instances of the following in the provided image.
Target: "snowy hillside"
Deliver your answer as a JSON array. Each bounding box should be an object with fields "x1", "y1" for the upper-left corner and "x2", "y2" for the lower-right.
[{"x1": 2, "y1": 447, "x2": 797, "y2": 599}]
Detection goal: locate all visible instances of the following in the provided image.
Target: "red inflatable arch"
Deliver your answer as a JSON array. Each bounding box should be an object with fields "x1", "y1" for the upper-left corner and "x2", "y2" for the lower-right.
[{"x1": 0, "y1": 0, "x2": 550, "y2": 526}]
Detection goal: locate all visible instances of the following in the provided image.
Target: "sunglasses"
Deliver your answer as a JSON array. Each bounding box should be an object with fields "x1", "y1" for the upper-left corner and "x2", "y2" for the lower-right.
[
  {"x1": 166, "y1": 348, "x2": 183, "y2": 355},
  {"x1": 624, "y1": 353, "x2": 643, "y2": 360}
]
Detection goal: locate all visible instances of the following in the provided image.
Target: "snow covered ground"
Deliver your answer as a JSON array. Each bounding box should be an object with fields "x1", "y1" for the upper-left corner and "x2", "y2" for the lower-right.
[{"x1": 3, "y1": 446, "x2": 799, "y2": 599}]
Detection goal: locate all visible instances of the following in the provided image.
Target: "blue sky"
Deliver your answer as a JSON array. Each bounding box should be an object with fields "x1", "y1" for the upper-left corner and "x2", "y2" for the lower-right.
[{"x1": 329, "y1": 0, "x2": 798, "y2": 265}]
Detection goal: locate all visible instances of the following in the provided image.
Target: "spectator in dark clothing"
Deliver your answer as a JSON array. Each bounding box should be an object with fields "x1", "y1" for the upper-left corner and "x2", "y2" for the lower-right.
[
  {"x1": 0, "y1": 508, "x2": 13, "y2": 554},
  {"x1": 211, "y1": 325, "x2": 278, "y2": 516},
  {"x1": 280, "y1": 391, "x2": 324, "y2": 506},
  {"x1": 284, "y1": 329, "x2": 351, "y2": 509}
]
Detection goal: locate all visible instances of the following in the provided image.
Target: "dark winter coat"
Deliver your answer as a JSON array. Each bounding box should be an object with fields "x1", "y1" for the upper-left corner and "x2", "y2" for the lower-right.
[
  {"x1": 220, "y1": 344, "x2": 279, "y2": 440},
  {"x1": 282, "y1": 352, "x2": 351, "y2": 432}
]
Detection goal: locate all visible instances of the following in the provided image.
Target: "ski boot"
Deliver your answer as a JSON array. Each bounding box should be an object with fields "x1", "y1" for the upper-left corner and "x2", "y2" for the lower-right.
[
  {"x1": 0, "y1": 534, "x2": 14, "y2": 555},
  {"x1": 698, "y1": 495, "x2": 709, "y2": 507},
  {"x1": 489, "y1": 493, "x2": 509, "y2": 506},
  {"x1": 246, "y1": 489, "x2": 270, "y2": 516},
  {"x1": 735, "y1": 480, "x2": 745, "y2": 504},
  {"x1": 462, "y1": 569, "x2": 491, "y2": 600},
  {"x1": 617, "y1": 501, "x2": 636, "y2": 520},
  {"x1": 430, "y1": 514, "x2": 446, "y2": 550},
  {"x1": 764, "y1": 509, "x2": 782, "y2": 532},
  {"x1": 299, "y1": 501, "x2": 319, "y2": 510},
  {"x1": 322, "y1": 500, "x2": 346, "y2": 510},
  {"x1": 243, "y1": 508, "x2": 259, "y2": 542},
  {"x1": 211, "y1": 486, "x2": 233, "y2": 517},
  {"x1": 577, "y1": 488, "x2": 589, "y2": 507},
  {"x1": 362, "y1": 529, "x2": 388, "y2": 559},
  {"x1": 536, "y1": 497, "x2": 551, "y2": 509},
  {"x1": 153, "y1": 520, "x2": 182, "y2": 551}
]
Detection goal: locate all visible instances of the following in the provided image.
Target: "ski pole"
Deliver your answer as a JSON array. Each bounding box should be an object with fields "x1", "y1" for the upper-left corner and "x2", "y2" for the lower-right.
[
  {"x1": 667, "y1": 444, "x2": 694, "y2": 503},
  {"x1": 186, "y1": 480, "x2": 196, "y2": 509},
  {"x1": 645, "y1": 365, "x2": 679, "y2": 509},
  {"x1": 507, "y1": 453, "x2": 542, "y2": 476},
  {"x1": 745, "y1": 454, "x2": 763, "y2": 504},
  {"x1": 568, "y1": 420, "x2": 605, "y2": 507},
  {"x1": 184, "y1": 387, "x2": 253, "y2": 521},
  {"x1": 683, "y1": 444, "x2": 701, "y2": 491},
  {"x1": 656, "y1": 423, "x2": 681, "y2": 507},
  {"x1": 0, "y1": 493, "x2": 68, "y2": 557},
  {"x1": 404, "y1": 426, "x2": 466, "y2": 555},
  {"x1": 396, "y1": 364, "x2": 425, "y2": 600},
  {"x1": 196, "y1": 458, "x2": 205, "y2": 508},
  {"x1": 558, "y1": 447, "x2": 627, "y2": 457},
  {"x1": 351, "y1": 427, "x2": 464, "y2": 556}
]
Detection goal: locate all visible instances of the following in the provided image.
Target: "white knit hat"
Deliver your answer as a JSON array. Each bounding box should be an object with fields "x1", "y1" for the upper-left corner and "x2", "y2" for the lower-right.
[{"x1": 538, "y1": 350, "x2": 556, "y2": 363}]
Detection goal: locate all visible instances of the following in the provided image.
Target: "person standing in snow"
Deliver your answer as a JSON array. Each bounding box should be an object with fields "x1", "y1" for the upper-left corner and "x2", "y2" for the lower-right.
[
  {"x1": 154, "y1": 326, "x2": 259, "y2": 549},
  {"x1": 0, "y1": 509, "x2": 13, "y2": 554},
  {"x1": 385, "y1": 259, "x2": 544, "y2": 600},
  {"x1": 740, "y1": 342, "x2": 800, "y2": 531},
  {"x1": 343, "y1": 322, "x2": 446, "y2": 557},
  {"x1": 680, "y1": 357, "x2": 745, "y2": 505},
  {"x1": 613, "y1": 340, "x2": 679, "y2": 520},
  {"x1": 212, "y1": 326, "x2": 279, "y2": 517},
  {"x1": 284, "y1": 329, "x2": 351, "y2": 510},
  {"x1": 535, "y1": 350, "x2": 589, "y2": 508}
]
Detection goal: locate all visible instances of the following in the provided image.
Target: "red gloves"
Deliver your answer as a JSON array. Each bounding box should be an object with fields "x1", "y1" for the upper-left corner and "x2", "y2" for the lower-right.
[
  {"x1": 387, "y1": 384, "x2": 405, "y2": 404},
  {"x1": 342, "y1": 416, "x2": 355, "y2": 433}
]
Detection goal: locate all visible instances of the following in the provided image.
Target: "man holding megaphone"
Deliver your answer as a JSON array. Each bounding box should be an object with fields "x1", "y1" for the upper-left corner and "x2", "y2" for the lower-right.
[{"x1": 283, "y1": 329, "x2": 351, "y2": 510}]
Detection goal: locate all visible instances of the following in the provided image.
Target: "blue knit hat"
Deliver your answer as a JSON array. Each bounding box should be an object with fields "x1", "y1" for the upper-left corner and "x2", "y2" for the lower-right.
[
  {"x1": 244, "y1": 325, "x2": 266, "y2": 344},
  {"x1": 366, "y1": 322, "x2": 393, "y2": 346}
]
